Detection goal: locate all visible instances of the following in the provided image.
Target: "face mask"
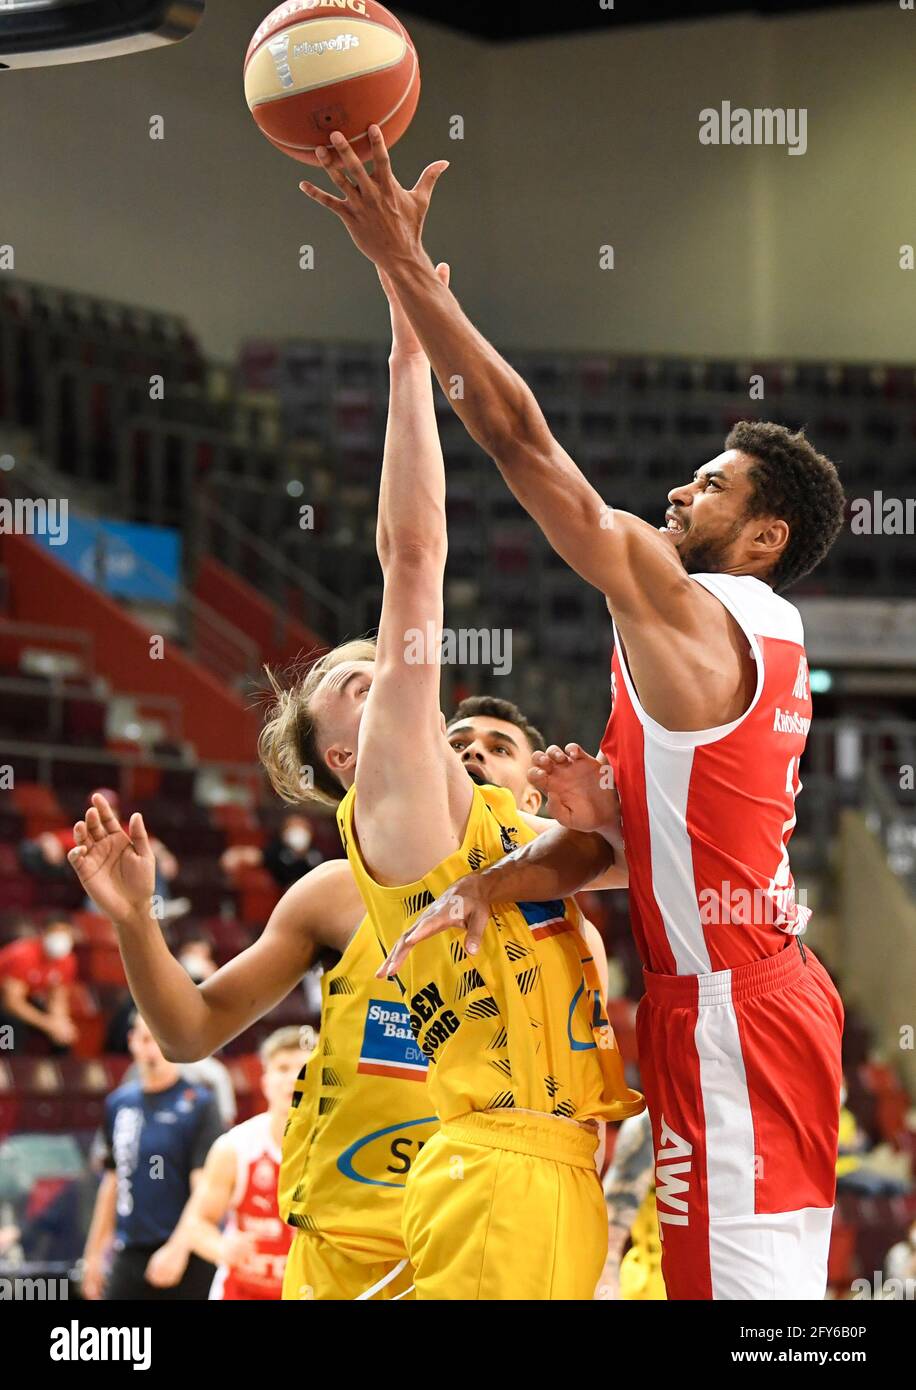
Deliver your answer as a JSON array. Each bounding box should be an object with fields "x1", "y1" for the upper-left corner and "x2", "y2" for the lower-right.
[
  {"x1": 284, "y1": 826, "x2": 310, "y2": 852},
  {"x1": 43, "y1": 931, "x2": 73, "y2": 960},
  {"x1": 180, "y1": 954, "x2": 209, "y2": 982}
]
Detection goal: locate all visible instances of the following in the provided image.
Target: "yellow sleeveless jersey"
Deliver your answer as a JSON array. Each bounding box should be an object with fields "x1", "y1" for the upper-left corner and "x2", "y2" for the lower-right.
[
  {"x1": 279, "y1": 916, "x2": 438, "y2": 1262},
  {"x1": 337, "y1": 782, "x2": 644, "y2": 1128}
]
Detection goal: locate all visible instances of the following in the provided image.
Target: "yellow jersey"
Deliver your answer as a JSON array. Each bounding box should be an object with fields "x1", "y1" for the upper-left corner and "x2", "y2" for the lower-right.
[
  {"x1": 337, "y1": 781, "x2": 644, "y2": 1127},
  {"x1": 279, "y1": 916, "x2": 438, "y2": 1262}
]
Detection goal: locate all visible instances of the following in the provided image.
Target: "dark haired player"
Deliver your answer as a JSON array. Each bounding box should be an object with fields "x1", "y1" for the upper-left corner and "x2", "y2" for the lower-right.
[{"x1": 300, "y1": 126, "x2": 847, "y2": 1299}]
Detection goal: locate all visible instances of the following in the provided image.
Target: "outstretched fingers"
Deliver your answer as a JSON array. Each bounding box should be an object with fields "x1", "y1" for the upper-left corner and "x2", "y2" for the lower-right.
[
  {"x1": 328, "y1": 130, "x2": 375, "y2": 195},
  {"x1": 299, "y1": 177, "x2": 352, "y2": 215},
  {"x1": 367, "y1": 124, "x2": 394, "y2": 185},
  {"x1": 412, "y1": 160, "x2": 449, "y2": 210}
]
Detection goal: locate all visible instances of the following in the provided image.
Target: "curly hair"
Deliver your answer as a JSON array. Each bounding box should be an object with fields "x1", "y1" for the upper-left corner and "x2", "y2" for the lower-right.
[
  {"x1": 446, "y1": 695, "x2": 546, "y2": 756},
  {"x1": 725, "y1": 420, "x2": 845, "y2": 592}
]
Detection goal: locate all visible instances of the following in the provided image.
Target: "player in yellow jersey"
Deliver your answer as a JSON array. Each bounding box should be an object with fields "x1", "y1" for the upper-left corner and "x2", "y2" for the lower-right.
[
  {"x1": 67, "y1": 800, "x2": 437, "y2": 1301},
  {"x1": 257, "y1": 258, "x2": 643, "y2": 1300}
]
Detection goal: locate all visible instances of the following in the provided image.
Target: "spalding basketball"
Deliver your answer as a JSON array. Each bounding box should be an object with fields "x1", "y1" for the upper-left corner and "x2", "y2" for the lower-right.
[{"x1": 244, "y1": 0, "x2": 420, "y2": 167}]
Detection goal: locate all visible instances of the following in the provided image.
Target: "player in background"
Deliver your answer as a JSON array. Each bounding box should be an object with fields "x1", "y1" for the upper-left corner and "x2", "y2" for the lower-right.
[
  {"x1": 172, "y1": 1027, "x2": 312, "y2": 1301},
  {"x1": 304, "y1": 126, "x2": 847, "y2": 1299},
  {"x1": 82, "y1": 1013, "x2": 223, "y2": 1300}
]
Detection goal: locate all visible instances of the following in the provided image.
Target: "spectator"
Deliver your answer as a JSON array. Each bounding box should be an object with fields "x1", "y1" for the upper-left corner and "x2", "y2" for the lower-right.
[
  {"x1": 220, "y1": 813, "x2": 324, "y2": 892},
  {"x1": 22, "y1": 787, "x2": 188, "y2": 922},
  {"x1": 176, "y1": 931, "x2": 217, "y2": 983},
  {"x1": 0, "y1": 913, "x2": 79, "y2": 1053},
  {"x1": 81, "y1": 1013, "x2": 223, "y2": 1301}
]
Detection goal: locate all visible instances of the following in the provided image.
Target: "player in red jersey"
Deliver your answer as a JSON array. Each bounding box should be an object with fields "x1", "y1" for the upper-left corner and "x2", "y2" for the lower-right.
[
  {"x1": 298, "y1": 127, "x2": 848, "y2": 1299},
  {"x1": 175, "y1": 1027, "x2": 313, "y2": 1301}
]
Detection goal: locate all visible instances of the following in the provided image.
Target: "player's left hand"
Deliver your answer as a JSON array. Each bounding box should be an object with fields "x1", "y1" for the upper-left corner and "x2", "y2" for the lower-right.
[
  {"x1": 377, "y1": 873, "x2": 491, "y2": 978},
  {"x1": 144, "y1": 1240, "x2": 189, "y2": 1289},
  {"x1": 299, "y1": 126, "x2": 448, "y2": 269}
]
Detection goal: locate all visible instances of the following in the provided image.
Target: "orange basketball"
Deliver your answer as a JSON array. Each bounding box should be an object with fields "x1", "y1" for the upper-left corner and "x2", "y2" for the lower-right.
[{"x1": 244, "y1": 1, "x2": 420, "y2": 167}]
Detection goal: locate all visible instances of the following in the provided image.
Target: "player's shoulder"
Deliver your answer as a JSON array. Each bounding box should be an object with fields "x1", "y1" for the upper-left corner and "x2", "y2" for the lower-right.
[
  {"x1": 107, "y1": 1077, "x2": 143, "y2": 1110},
  {"x1": 224, "y1": 1110, "x2": 271, "y2": 1152},
  {"x1": 273, "y1": 857, "x2": 362, "y2": 943}
]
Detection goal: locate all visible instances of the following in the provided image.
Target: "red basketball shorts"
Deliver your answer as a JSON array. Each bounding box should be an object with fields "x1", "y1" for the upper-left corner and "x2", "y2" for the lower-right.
[{"x1": 636, "y1": 941, "x2": 844, "y2": 1300}]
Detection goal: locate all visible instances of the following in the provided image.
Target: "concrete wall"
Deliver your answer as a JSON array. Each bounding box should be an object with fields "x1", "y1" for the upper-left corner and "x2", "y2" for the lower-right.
[{"x1": 0, "y1": 3, "x2": 911, "y2": 362}]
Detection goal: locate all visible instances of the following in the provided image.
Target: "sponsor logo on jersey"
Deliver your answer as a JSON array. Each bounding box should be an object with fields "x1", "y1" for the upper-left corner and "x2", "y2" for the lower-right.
[
  {"x1": 773, "y1": 707, "x2": 811, "y2": 735},
  {"x1": 252, "y1": 1157, "x2": 277, "y2": 1191},
  {"x1": 358, "y1": 999, "x2": 430, "y2": 1080},
  {"x1": 337, "y1": 1115, "x2": 438, "y2": 1188},
  {"x1": 655, "y1": 1115, "x2": 692, "y2": 1231},
  {"x1": 792, "y1": 655, "x2": 809, "y2": 700},
  {"x1": 517, "y1": 898, "x2": 571, "y2": 940}
]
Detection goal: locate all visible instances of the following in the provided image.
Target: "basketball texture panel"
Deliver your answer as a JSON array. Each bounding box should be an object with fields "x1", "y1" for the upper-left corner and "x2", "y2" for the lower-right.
[
  {"x1": 244, "y1": 1, "x2": 419, "y2": 165},
  {"x1": 244, "y1": 19, "x2": 407, "y2": 108}
]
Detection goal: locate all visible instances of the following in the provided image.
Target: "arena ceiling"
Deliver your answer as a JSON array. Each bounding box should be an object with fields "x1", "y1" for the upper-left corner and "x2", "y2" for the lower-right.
[{"x1": 399, "y1": 0, "x2": 889, "y2": 43}]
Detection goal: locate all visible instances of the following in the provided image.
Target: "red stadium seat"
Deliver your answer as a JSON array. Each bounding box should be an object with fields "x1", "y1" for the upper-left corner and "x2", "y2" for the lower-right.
[{"x1": 71, "y1": 911, "x2": 118, "y2": 947}]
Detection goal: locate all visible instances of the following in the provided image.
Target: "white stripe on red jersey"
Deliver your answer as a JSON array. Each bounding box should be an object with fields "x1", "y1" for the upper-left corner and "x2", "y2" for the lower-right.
[{"x1": 601, "y1": 573, "x2": 812, "y2": 976}]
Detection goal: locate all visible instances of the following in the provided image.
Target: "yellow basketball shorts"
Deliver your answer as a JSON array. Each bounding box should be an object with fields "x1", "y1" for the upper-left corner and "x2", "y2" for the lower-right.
[
  {"x1": 282, "y1": 1231, "x2": 416, "y2": 1302},
  {"x1": 402, "y1": 1109, "x2": 608, "y2": 1300}
]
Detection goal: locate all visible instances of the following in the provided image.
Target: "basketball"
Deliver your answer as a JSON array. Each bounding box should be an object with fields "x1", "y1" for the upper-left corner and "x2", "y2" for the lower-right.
[{"x1": 243, "y1": 0, "x2": 420, "y2": 167}]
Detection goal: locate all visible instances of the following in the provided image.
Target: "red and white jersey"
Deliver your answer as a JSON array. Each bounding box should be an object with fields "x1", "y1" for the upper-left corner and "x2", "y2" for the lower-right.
[
  {"x1": 601, "y1": 574, "x2": 812, "y2": 976},
  {"x1": 209, "y1": 1111, "x2": 291, "y2": 1301}
]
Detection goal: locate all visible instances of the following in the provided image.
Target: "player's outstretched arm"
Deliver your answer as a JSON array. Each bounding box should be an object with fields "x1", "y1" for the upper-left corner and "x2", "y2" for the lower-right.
[
  {"x1": 378, "y1": 822, "x2": 615, "y2": 976},
  {"x1": 300, "y1": 128, "x2": 694, "y2": 623},
  {"x1": 348, "y1": 265, "x2": 473, "y2": 885},
  {"x1": 69, "y1": 796, "x2": 360, "y2": 1061}
]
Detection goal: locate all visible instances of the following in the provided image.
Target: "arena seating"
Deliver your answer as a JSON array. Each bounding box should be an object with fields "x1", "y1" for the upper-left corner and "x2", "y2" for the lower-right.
[{"x1": 1, "y1": 278, "x2": 913, "y2": 1296}]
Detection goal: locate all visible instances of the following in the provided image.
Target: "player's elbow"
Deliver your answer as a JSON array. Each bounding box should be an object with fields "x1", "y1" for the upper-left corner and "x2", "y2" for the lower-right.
[
  {"x1": 159, "y1": 1036, "x2": 205, "y2": 1064},
  {"x1": 378, "y1": 534, "x2": 447, "y2": 577}
]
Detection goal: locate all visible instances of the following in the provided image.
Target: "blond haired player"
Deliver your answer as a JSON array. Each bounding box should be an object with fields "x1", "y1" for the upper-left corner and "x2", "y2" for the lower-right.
[
  {"x1": 257, "y1": 252, "x2": 641, "y2": 1299},
  {"x1": 170, "y1": 1027, "x2": 313, "y2": 1301}
]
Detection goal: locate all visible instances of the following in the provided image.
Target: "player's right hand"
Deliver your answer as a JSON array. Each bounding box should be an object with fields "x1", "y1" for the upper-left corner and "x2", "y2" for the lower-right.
[
  {"x1": 221, "y1": 1229, "x2": 260, "y2": 1270},
  {"x1": 67, "y1": 792, "x2": 157, "y2": 927},
  {"x1": 377, "y1": 873, "x2": 491, "y2": 978}
]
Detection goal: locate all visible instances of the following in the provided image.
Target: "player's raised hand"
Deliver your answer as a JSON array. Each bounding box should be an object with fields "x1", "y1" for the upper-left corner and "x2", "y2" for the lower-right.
[
  {"x1": 379, "y1": 260, "x2": 449, "y2": 356},
  {"x1": 377, "y1": 873, "x2": 491, "y2": 978},
  {"x1": 529, "y1": 744, "x2": 624, "y2": 842},
  {"x1": 299, "y1": 125, "x2": 448, "y2": 269},
  {"x1": 67, "y1": 792, "x2": 156, "y2": 926}
]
